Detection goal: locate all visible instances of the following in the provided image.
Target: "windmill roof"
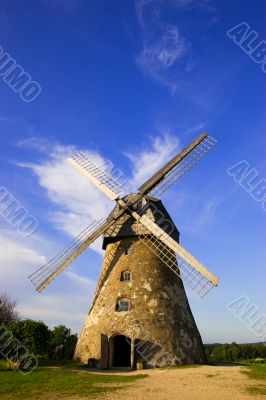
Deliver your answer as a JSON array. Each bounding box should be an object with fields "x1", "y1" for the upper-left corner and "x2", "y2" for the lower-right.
[{"x1": 102, "y1": 193, "x2": 179, "y2": 249}]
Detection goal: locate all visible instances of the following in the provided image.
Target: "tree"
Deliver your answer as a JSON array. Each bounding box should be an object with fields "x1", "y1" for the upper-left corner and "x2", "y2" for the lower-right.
[
  {"x1": 8, "y1": 319, "x2": 50, "y2": 356},
  {"x1": 0, "y1": 293, "x2": 19, "y2": 323},
  {"x1": 204, "y1": 342, "x2": 266, "y2": 363},
  {"x1": 50, "y1": 325, "x2": 78, "y2": 359}
]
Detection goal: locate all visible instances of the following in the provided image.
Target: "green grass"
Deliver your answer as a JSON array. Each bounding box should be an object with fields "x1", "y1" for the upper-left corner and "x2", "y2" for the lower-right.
[
  {"x1": 241, "y1": 363, "x2": 266, "y2": 397},
  {"x1": 0, "y1": 367, "x2": 146, "y2": 399},
  {"x1": 37, "y1": 358, "x2": 82, "y2": 368},
  {"x1": 241, "y1": 363, "x2": 266, "y2": 380},
  {"x1": 247, "y1": 385, "x2": 266, "y2": 396},
  {"x1": 0, "y1": 360, "x2": 9, "y2": 371}
]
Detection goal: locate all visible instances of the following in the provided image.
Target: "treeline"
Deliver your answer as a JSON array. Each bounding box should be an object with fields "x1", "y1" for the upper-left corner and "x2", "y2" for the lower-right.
[
  {"x1": 205, "y1": 342, "x2": 266, "y2": 363},
  {"x1": 5, "y1": 320, "x2": 78, "y2": 359},
  {"x1": 0, "y1": 293, "x2": 77, "y2": 360}
]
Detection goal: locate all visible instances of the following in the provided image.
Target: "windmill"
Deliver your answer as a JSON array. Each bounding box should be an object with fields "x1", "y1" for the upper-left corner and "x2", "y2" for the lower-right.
[{"x1": 29, "y1": 133, "x2": 219, "y2": 369}]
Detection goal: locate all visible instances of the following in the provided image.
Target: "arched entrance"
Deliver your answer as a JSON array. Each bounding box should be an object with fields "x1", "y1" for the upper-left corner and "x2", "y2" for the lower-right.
[{"x1": 111, "y1": 335, "x2": 131, "y2": 368}]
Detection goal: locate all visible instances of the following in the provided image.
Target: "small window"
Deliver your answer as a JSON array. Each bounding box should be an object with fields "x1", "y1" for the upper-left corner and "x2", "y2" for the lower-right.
[
  {"x1": 116, "y1": 298, "x2": 130, "y2": 312},
  {"x1": 125, "y1": 246, "x2": 132, "y2": 255},
  {"x1": 121, "y1": 271, "x2": 132, "y2": 281}
]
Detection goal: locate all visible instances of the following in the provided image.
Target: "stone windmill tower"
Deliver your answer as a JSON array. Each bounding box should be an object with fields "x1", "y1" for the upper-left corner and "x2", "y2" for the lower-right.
[{"x1": 30, "y1": 133, "x2": 219, "y2": 369}]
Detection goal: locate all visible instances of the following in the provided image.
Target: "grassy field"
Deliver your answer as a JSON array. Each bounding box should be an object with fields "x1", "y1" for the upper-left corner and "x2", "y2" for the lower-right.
[
  {"x1": 1, "y1": 359, "x2": 265, "y2": 399},
  {"x1": 241, "y1": 363, "x2": 266, "y2": 396},
  {"x1": 0, "y1": 361, "x2": 146, "y2": 399}
]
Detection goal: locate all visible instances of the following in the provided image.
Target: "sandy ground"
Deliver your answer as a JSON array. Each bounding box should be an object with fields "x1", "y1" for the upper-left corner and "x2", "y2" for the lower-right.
[{"x1": 92, "y1": 365, "x2": 266, "y2": 400}]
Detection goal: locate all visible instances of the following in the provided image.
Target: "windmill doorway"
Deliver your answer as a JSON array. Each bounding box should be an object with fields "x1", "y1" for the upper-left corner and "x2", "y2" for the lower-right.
[{"x1": 111, "y1": 335, "x2": 131, "y2": 368}]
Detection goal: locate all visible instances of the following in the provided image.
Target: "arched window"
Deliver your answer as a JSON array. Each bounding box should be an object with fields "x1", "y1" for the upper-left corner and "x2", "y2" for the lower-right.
[
  {"x1": 116, "y1": 298, "x2": 130, "y2": 312},
  {"x1": 121, "y1": 271, "x2": 132, "y2": 281}
]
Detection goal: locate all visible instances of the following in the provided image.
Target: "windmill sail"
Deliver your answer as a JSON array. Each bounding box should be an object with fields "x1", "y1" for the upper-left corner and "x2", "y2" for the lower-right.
[
  {"x1": 67, "y1": 152, "x2": 123, "y2": 201},
  {"x1": 139, "y1": 234, "x2": 215, "y2": 298},
  {"x1": 138, "y1": 134, "x2": 217, "y2": 197},
  {"x1": 29, "y1": 218, "x2": 112, "y2": 292},
  {"x1": 131, "y1": 211, "x2": 219, "y2": 297},
  {"x1": 31, "y1": 133, "x2": 220, "y2": 297}
]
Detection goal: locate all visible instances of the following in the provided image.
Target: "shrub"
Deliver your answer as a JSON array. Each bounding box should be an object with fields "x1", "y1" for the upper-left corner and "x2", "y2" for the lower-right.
[{"x1": 0, "y1": 359, "x2": 20, "y2": 371}]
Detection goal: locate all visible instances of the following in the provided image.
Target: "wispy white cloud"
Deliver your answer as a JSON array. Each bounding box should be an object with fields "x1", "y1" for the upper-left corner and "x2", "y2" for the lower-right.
[
  {"x1": 17, "y1": 135, "x2": 182, "y2": 246},
  {"x1": 126, "y1": 134, "x2": 180, "y2": 187},
  {"x1": 0, "y1": 231, "x2": 46, "y2": 282},
  {"x1": 65, "y1": 270, "x2": 95, "y2": 288},
  {"x1": 19, "y1": 292, "x2": 91, "y2": 327},
  {"x1": 17, "y1": 138, "x2": 113, "y2": 254},
  {"x1": 135, "y1": 0, "x2": 215, "y2": 93},
  {"x1": 135, "y1": 0, "x2": 189, "y2": 92},
  {"x1": 183, "y1": 122, "x2": 206, "y2": 136},
  {"x1": 0, "y1": 229, "x2": 95, "y2": 332},
  {"x1": 17, "y1": 136, "x2": 65, "y2": 154},
  {"x1": 135, "y1": 0, "x2": 202, "y2": 29},
  {"x1": 136, "y1": 26, "x2": 186, "y2": 92}
]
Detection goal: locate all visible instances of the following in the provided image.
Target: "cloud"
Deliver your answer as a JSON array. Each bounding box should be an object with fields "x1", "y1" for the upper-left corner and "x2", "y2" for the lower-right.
[
  {"x1": 126, "y1": 134, "x2": 181, "y2": 187},
  {"x1": 183, "y1": 122, "x2": 206, "y2": 136},
  {"x1": 0, "y1": 230, "x2": 46, "y2": 282},
  {"x1": 17, "y1": 136, "x2": 65, "y2": 154},
  {"x1": 19, "y1": 272, "x2": 96, "y2": 332},
  {"x1": 18, "y1": 135, "x2": 182, "y2": 246},
  {"x1": 0, "y1": 229, "x2": 96, "y2": 332},
  {"x1": 19, "y1": 292, "x2": 92, "y2": 327},
  {"x1": 136, "y1": 25, "x2": 186, "y2": 75},
  {"x1": 65, "y1": 270, "x2": 95, "y2": 288},
  {"x1": 17, "y1": 138, "x2": 114, "y2": 254},
  {"x1": 135, "y1": 0, "x2": 189, "y2": 92},
  {"x1": 134, "y1": 0, "x2": 215, "y2": 93}
]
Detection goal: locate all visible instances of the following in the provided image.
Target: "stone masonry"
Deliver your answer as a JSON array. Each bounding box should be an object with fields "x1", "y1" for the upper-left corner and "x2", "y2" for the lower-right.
[{"x1": 74, "y1": 195, "x2": 206, "y2": 368}]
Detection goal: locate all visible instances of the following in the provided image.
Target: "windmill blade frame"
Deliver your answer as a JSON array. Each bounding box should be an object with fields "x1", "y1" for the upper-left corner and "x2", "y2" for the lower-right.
[
  {"x1": 29, "y1": 217, "x2": 120, "y2": 292},
  {"x1": 121, "y1": 205, "x2": 219, "y2": 297},
  {"x1": 67, "y1": 134, "x2": 217, "y2": 209},
  {"x1": 138, "y1": 233, "x2": 215, "y2": 298},
  {"x1": 31, "y1": 133, "x2": 219, "y2": 296},
  {"x1": 137, "y1": 212, "x2": 219, "y2": 285},
  {"x1": 138, "y1": 133, "x2": 217, "y2": 197},
  {"x1": 29, "y1": 195, "x2": 136, "y2": 292},
  {"x1": 67, "y1": 152, "x2": 123, "y2": 201}
]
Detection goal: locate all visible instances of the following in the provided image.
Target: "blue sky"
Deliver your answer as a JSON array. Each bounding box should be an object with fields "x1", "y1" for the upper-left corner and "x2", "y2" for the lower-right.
[{"x1": 0, "y1": 0, "x2": 265, "y2": 344}]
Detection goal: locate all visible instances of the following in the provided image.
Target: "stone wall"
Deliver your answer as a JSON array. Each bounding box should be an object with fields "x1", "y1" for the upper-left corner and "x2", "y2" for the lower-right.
[{"x1": 74, "y1": 236, "x2": 206, "y2": 367}]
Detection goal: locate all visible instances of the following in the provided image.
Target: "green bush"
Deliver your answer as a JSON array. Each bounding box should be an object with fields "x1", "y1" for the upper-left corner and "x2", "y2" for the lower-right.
[
  {"x1": 250, "y1": 358, "x2": 265, "y2": 364},
  {"x1": 7, "y1": 319, "x2": 50, "y2": 356},
  {"x1": 205, "y1": 342, "x2": 266, "y2": 363},
  {"x1": 0, "y1": 359, "x2": 19, "y2": 371},
  {"x1": 49, "y1": 325, "x2": 78, "y2": 359},
  {"x1": 1, "y1": 319, "x2": 77, "y2": 362}
]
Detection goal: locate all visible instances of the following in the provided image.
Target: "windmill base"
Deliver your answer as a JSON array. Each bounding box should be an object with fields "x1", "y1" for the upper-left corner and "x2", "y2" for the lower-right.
[
  {"x1": 74, "y1": 238, "x2": 207, "y2": 369},
  {"x1": 75, "y1": 330, "x2": 206, "y2": 370}
]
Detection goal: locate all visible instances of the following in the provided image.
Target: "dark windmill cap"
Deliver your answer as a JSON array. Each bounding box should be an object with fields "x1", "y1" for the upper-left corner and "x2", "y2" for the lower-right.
[{"x1": 102, "y1": 193, "x2": 179, "y2": 249}]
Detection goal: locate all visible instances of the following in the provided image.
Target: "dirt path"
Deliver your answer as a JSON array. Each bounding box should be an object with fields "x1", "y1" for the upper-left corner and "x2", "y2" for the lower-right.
[{"x1": 94, "y1": 365, "x2": 265, "y2": 400}]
